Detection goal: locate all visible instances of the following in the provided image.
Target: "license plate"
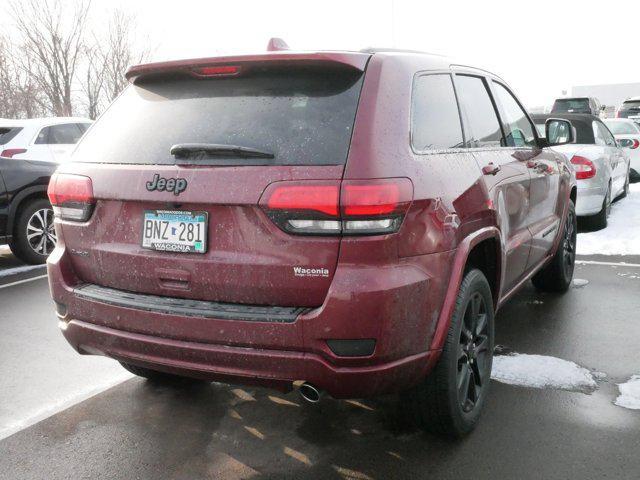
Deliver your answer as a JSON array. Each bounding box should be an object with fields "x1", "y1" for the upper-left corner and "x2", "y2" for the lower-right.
[{"x1": 142, "y1": 210, "x2": 208, "y2": 254}]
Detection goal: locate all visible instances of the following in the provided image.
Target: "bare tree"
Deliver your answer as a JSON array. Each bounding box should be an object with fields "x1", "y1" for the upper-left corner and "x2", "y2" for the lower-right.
[
  {"x1": 101, "y1": 9, "x2": 149, "y2": 102},
  {"x1": 81, "y1": 45, "x2": 106, "y2": 119},
  {"x1": 10, "y1": 0, "x2": 91, "y2": 116},
  {"x1": 0, "y1": 36, "x2": 47, "y2": 118}
]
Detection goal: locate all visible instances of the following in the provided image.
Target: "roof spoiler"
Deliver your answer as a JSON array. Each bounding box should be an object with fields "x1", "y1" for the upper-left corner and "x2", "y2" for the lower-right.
[{"x1": 125, "y1": 50, "x2": 370, "y2": 83}]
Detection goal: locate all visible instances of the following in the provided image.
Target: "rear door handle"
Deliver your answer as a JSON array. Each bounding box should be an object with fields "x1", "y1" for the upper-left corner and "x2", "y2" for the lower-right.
[{"x1": 482, "y1": 163, "x2": 501, "y2": 175}]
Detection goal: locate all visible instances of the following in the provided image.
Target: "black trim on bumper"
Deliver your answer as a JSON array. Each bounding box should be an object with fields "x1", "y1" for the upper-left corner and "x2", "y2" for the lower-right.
[{"x1": 74, "y1": 284, "x2": 310, "y2": 323}]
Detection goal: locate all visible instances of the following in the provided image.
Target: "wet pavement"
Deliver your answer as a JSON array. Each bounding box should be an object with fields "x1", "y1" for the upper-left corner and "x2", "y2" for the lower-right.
[{"x1": 0, "y1": 254, "x2": 639, "y2": 479}]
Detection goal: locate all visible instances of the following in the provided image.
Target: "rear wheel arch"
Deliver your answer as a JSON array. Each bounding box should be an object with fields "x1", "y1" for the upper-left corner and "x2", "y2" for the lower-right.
[
  {"x1": 7, "y1": 186, "x2": 49, "y2": 236},
  {"x1": 429, "y1": 228, "x2": 502, "y2": 352}
]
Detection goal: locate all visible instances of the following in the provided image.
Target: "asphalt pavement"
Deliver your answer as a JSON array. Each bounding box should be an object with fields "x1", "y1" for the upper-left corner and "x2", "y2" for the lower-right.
[{"x1": 0, "y1": 250, "x2": 639, "y2": 479}]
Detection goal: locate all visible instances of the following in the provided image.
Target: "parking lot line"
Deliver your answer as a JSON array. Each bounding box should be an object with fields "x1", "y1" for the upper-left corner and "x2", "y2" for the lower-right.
[
  {"x1": 575, "y1": 260, "x2": 640, "y2": 268},
  {"x1": 0, "y1": 274, "x2": 48, "y2": 290}
]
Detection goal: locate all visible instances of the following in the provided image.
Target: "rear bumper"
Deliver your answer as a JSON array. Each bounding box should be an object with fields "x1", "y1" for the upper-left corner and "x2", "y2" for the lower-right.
[
  {"x1": 61, "y1": 319, "x2": 433, "y2": 398},
  {"x1": 48, "y1": 245, "x2": 453, "y2": 398}
]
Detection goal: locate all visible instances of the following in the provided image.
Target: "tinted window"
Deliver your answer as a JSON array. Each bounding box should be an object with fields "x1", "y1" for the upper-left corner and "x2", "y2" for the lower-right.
[
  {"x1": 621, "y1": 101, "x2": 640, "y2": 109},
  {"x1": 455, "y1": 75, "x2": 503, "y2": 148},
  {"x1": 412, "y1": 74, "x2": 464, "y2": 151},
  {"x1": 492, "y1": 82, "x2": 537, "y2": 148},
  {"x1": 552, "y1": 98, "x2": 591, "y2": 114},
  {"x1": 0, "y1": 127, "x2": 22, "y2": 145},
  {"x1": 35, "y1": 123, "x2": 85, "y2": 145},
  {"x1": 73, "y1": 66, "x2": 364, "y2": 166},
  {"x1": 605, "y1": 121, "x2": 640, "y2": 135}
]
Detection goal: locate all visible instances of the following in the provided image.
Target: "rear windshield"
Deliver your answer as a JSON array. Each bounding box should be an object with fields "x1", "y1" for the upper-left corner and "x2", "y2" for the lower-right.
[
  {"x1": 0, "y1": 127, "x2": 22, "y2": 145},
  {"x1": 551, "y1": 98, "x2": 591, "y2": 114},
  {"x1": 73, "y1": 66, "x2": 365, "y2": 166},
  {"x1": 621, "y1": 101, "x2": 640, "y2": 110},
  {"x1": 605, "y1": 121, "x2": 639, "y2": 135}
]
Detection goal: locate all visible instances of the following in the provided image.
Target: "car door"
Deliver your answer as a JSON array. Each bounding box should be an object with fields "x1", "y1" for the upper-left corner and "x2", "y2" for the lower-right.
[
  {"x1": 490, "y1": 81, "x2": 561, "y2": 271},
  {"x1": 453, "y1": 73, "x2": 532, "y2": 293},
  {"x1": 593, "y1": 121, "x2": 619, "y2": 195},
  {"x1": 0, "y1": 160, "x2": 8, "y2": 239},
  {"x1": 598, "y1": 121, "x2": 626, "y2": 196}
]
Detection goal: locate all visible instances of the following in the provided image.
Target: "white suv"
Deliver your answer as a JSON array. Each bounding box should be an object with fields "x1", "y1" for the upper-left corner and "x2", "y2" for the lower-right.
[{"x1": 0, "y1": 117, "x2": 92, "y2": 163}]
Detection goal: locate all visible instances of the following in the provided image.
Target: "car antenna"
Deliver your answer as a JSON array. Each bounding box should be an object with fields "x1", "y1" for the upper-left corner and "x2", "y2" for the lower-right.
[{"x1": 267, "y1": 37, "x2": 290, "y2": 51}]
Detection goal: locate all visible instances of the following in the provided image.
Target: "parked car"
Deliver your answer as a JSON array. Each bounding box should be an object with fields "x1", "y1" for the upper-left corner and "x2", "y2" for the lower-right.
[
  {"x1": 604, "y1": 118, "x2": 640, "y2": 182},
  {"x1": 0, "y1": 117, "x2": 92, "y2": 163},
  {"x1": 617, "y1": 97, "x2": 640, "y2": 123},
  {"x1": 48, "y1": 46, "x2": 577, "y2": 437},
  {"x1": 551, "y1": 97, "x2": 605, "y2": 117},
  {"x1": 0, "y1": 155, "x2": 57, "y2": 264},
  {"x1": 533, "y1": 113, "x2": 630, "y2": 229}
]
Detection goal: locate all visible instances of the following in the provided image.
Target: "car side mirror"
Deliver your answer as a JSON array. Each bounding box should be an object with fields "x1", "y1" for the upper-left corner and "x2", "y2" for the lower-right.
[
  {"x1": 617, "y1": 138, "x2": 634, "y2": 148},
  {"x1": 545, "y1": 118, "x2": 574, "y2": 146}
]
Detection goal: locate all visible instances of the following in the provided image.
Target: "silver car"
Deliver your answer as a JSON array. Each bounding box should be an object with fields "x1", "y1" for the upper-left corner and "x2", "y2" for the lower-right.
[
  {"x1": 533, "y1": 113, "x2": 630, "y2": 230},
  {"x1": 604, "y1": 118, "x2": 640, "y2": 182}
]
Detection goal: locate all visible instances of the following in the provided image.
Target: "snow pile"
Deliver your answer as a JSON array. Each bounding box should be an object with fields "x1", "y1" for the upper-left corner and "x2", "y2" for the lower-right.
[
  {"x1": 577, "y1": 183, "x2": 640, "y2": 255},
  {"x1": 491, "y1": 353, "x2": 599, "y2": 393},
  {"x1": 572, "y1": 278, "x2": 589, "y2": 287},
  {"x1": 615, "y1": 375, "x2": 640, "y2": 410}
]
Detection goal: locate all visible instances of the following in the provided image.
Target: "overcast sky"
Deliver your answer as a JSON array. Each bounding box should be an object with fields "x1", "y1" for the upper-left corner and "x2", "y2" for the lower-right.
[{"x1": 10, "y1": 0, "x2": 640, "y2": 108}]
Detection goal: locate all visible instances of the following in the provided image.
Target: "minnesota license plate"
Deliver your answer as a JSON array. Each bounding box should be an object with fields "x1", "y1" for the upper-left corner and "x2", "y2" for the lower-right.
[{"x1": 142, "y1": 210, "x2": 208, "y2": 254}]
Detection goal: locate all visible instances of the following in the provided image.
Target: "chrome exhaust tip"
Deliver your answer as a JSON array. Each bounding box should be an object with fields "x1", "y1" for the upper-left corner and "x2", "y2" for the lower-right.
[{"x1": 298, "y1": 382, "x2": 322, "y2": 403}]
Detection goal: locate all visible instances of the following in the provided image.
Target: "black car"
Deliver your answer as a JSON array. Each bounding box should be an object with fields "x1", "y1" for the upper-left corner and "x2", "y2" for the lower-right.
[
  {"x1": 551, "y1": 97, "x2": 604, "y2": 117},
  {"x1": 617, "y1": 97, "x2": 640, "y2": 123},
  {"x1": 0, "y1": 156, "x2": 57, "y2": 264}
]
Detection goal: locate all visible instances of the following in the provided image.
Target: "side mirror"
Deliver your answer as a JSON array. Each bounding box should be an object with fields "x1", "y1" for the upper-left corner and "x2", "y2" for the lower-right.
[
  {"x1": 617, "y1": 138, "x2": 634, "y2": 148},
  {"x1": 545, "y1": 118, "x2": 574, "y2": 146},
  {"x1": 600, "y1": 105, "x2": 607, "y2": 111}
]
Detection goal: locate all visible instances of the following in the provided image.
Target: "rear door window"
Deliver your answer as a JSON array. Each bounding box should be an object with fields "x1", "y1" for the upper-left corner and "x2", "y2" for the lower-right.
[
  {"x1": 73, "y1": 66, "x2": 365, "y2": 166},
  {"x1": 454, "y1": 75, "x2": 504, "y2": 148},
  {"x1": 552, "y1": 98, "x2": 591, "y2": 114},
  {"x1": 411, "y1": 74, "x2": 464, "y2": 151},
  {"x1": 0, "y1": 127, "x2": 22, "y2": 145},
  {"x1": 491, "y1": 82, "x2": 537, "y2": 148},
  {"x1": 35, "y1": 123, "x2": 85, "y2": 145}
]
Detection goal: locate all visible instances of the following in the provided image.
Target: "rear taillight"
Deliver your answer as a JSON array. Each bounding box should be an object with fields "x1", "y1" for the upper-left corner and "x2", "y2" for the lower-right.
[
  {"x1": 1, "y1": 148, "x2": 27, "y2": 158},
  {"x1": 47, "y1": 173, "x2": 95, "y2": 222},
  {"x1": 260, "y1": 178, "x2": 413, "y2": 236},
  {"x1": 570, "y1": 156, "x2": 597, "y2": 180},
  {"x1": 630, "y1": 139, "x2": 640, "y2": 150}
]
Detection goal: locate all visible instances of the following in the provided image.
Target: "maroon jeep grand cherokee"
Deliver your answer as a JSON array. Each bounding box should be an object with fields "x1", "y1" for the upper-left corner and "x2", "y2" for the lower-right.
[{"x1": 47, "y1": 47, "x2": 577, "y2": 436}]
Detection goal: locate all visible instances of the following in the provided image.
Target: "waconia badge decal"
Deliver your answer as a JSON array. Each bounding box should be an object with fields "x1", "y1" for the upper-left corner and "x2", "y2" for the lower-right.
[{"x1": 293, "y1": 266, "x2": 330, "y2": 278}]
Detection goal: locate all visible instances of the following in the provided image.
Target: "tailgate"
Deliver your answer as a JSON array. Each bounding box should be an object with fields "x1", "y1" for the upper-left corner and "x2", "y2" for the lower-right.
[{"x1": 55, "y1": 60, "x2": 367, "y2": 308}]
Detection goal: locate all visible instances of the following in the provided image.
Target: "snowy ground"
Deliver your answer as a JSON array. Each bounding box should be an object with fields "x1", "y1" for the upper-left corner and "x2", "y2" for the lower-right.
[
  {"x1": 491, "y1": 353, "x2": 600, "y2": 393},
  {"x1": 577, "y1": 183, "x2": 640, "y2": 256},
  {"x1": 615, "y1": 375, "x2": 640, "y2": 410}
]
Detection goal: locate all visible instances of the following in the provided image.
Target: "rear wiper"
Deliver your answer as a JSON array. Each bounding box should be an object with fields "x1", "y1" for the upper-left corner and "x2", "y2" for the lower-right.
[{"x1": 170, "y1": 143, "x2": 275, "y2": 160}]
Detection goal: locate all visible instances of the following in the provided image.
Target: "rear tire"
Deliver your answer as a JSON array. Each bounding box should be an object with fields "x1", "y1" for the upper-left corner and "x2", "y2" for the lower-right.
[
  {"x1": 402, "y1": 269, "x2": 494, "y2": 438},
  {"x1": 532, "y1": 199, "x2": 577, "y2": 293},
  {"x1": 120, "y1": 362, "x2": 205, "y2": 384},
  {"x1": 9, "y1": 198, "x2": 56, "y2": 265}
]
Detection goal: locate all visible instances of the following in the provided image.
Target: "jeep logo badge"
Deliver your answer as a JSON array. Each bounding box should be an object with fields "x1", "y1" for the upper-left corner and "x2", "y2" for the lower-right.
[{"x1": 146, "y1": 174, "x2": 188, "y2": 196}]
